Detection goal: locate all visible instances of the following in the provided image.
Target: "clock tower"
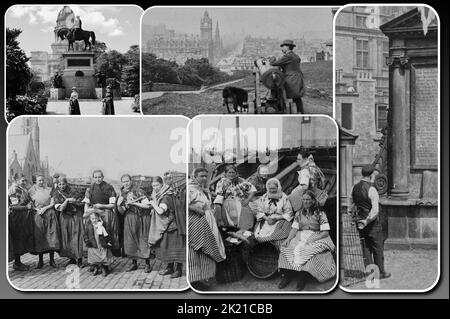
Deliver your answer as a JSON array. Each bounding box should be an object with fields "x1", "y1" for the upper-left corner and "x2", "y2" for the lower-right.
[{"x1": 200, "y1": 10, "x2": 213, "y2": 42}]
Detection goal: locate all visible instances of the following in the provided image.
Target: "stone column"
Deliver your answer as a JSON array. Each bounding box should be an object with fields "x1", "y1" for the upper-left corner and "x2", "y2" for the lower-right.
[{"x1": 387, "y1": 56, "x2": 410, "y2": 197}]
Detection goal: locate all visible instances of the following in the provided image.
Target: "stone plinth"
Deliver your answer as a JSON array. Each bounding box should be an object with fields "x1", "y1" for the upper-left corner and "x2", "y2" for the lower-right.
[
  {"x1": 61, "y1": 51, "x2": 96, "y2": 99},
  {"x1": 50, "y1": 88, "x2": 65, "y2": 100}
]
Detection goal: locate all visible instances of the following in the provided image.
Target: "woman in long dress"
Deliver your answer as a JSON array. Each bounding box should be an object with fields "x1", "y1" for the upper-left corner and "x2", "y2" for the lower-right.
[
  {"x1": 148, "y1": 176, "x2": 186, "y2": 278},
  {"x1": 213, "y1": 164, "x2": 257, "y2": 230},
  {"x1": 278, "y1": 190, "x2": 336, "y2": 291},
  {"x1": 8, "y1": 173, "x2": 34, "y2": 271},
  {"x1": 251, "y1": 178, "x2": 294, "y2": 247},
  {"x1": 188, "y1": 168, "x2": 226, "y2": 290},
  {"x1": 83, "y1": 170, "x2": 120, "y2": 257},
  {"x1": 29, "y1": 175, "x2": 60, "y2": 268},
  {"x1": 53, "y1": 176, "x2": 85, "y2": 266},
  {"x1": 69, "y1": 91, "x2": 81, "y2": 115},
  {"x1": 117, "y1": 174, "x2": 152, "y2": 273}
]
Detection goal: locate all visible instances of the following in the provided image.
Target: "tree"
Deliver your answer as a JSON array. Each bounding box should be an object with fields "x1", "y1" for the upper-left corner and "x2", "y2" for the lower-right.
[
  {"x1": 122, "y1": 45, "x2": 140, "y2": 96},
  {"x1": 95, "y1": 49, "x2": 127, "y2": 81},
  {"x1": 6, "y1": 28, "x2": 32, "y2": 98},
  {"x1": 142, "y1": 53, "x2": 180, "y2": 84}
]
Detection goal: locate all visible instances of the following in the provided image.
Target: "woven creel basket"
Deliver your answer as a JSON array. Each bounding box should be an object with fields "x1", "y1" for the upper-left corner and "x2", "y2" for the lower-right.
[{"x1": 246, "y1": 241, "x2": 280, "y2": 279}]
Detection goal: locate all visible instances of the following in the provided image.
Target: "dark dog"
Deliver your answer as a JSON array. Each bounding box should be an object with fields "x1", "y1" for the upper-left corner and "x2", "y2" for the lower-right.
[{"x1": 222, "y1": 86, "x2": 249, "y2": 113}]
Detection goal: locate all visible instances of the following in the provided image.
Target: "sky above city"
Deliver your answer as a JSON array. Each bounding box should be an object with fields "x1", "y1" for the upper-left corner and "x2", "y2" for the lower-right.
[
  {"x1": 143, "y1": 7, "x2": 334, "y2": 41},
  {"x1": 5, "y1": 5, "x2": 142, "y2": 55},
  {"x1": 9, "y1": 117, "x2": 187, "y2": 178}
]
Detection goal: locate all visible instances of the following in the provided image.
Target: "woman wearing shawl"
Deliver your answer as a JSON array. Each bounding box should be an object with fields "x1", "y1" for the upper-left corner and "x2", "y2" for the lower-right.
[
  {"x1": 117, "y1": 174, "x2": 152, "y2": 273},
  {"x1": 278, "y1": 190, "x2": 336, "y2": 291},
  {"x1": 83, "y1": 170, "x2": 120, "y2": 257},
  {"x1": 29, "y1": 175, "x2": 60, "y2": 268},
  {"x1": 53, "y1": 176, "x2": 85, "y2": 266},
  {"x1": 69, "y1": 90, "x2": 81, "y2": 115},
  {"x1": 102, "y1": 88, "x2": 115, "y2": 115},
  {"x1": 213, "y1": 164, "x2": 257, "y2": 230},
  {"x1": 252, "y1": 178, "x2": 294, "y2": 247},
  {"x1": 8, "y1": 173, "x2": 34, "y2": 271},
  {"x1": 188, "y1": 168, "x2": 226, "y2": 290},
  {"x1": 148, "y1": 176, "x2": 185, "y2": 278}
]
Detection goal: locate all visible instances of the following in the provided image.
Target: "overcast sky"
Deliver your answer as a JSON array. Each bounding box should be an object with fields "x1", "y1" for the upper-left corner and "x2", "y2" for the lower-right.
[
  {"x1": 143, "y1": 6, "x2": 334, "y2": 41},
  {"x1": 5, "y1": 5, "x2": 142, "y2": 55},
  {"x1": 9, "y1": 117, "x2": 187, "y2": 178}
]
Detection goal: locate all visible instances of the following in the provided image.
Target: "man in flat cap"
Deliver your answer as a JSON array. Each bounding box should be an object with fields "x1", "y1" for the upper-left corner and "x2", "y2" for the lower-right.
[
  {"x1": 269, "y1": 40, "x2": 305, "y2": 113},
  {"x1": 348, "y1": 165, "x2": 391, "y2": 280}
]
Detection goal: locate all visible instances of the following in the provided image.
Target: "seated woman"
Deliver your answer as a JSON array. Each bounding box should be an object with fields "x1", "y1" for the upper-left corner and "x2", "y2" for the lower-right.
[
  {"x1": 252, "y1": 178, "x2": 293, "y2": 246},
  {"x1": 213, "y1": 164, "x2": 257, "y2": 230},
  {"x1": 29, "y1": 175, "x2": 60, "y2": 268},
  {"x1": 278, "y1": 190, "x2": 336, "y2": 291}
]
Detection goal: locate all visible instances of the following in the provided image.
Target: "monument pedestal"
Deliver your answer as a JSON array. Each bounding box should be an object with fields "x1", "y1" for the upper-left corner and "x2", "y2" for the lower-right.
[
  {"x1": 50, "y1": 88, "x2": 65, "y2": 100},
  {"x1": 61, "y1": 51, "x2": 97, "y2": 99}
]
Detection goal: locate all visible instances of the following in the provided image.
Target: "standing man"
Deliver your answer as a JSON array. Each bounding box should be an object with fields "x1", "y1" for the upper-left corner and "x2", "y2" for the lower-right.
[
  {"x1": 269, "y1": 40, "x2": 305, "y2": 113},
  {"x1": 348, "y1": 165, "x2": 391, "y2": 279}
]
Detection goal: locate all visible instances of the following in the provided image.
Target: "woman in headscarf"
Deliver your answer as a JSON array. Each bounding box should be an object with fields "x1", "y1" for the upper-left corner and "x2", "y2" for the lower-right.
[
  {"x1": 117, "y1": 174, "x2": 152, "y2": 273},
  {"x1": 148, "y1": 176, "x2": 185, "y2": 279},
  {"x1": 278, "y1": 190, "x2": 336, "y2": 291},
  {"x1": 252, "y1": 178, "x2": 294, "y2": 247},
  {"x1": 29, "y1": 174, "x2": 60, "y2": 268},
  {"x1": 53, "y1": 176, "x2": 85, "y2": 266},
  {"x1": 8, "y1": 173, "x2": 34, "y2": 271},
  {"x1": 83, "y1": 170, "x2": 120, "y2": 257},
  {"x1": 188, "y1": 167, "x2": 226, "y2": 290},
  {"x1": 213, "y1": 164, "x2": 257, "y2": 230}
]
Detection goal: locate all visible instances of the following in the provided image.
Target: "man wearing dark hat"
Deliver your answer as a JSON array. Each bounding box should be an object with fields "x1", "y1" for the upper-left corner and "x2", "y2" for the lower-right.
[
  {"x1": 269, "y1": 40, "x2": 305, "y2": 113},
  {"x1": 349, "y1": 165, "x2": 391, "y2": 280}
]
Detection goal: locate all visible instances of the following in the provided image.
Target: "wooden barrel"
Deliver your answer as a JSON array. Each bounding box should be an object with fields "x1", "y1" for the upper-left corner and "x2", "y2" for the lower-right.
[{"x1": 246, "y1": 241, "x2": 279, "y2": 279}]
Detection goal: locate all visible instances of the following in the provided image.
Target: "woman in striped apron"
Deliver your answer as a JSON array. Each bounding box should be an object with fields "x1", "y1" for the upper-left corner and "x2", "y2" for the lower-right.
[{"x1": 278, "y1": 190, "x2": 335, "y2": 291}]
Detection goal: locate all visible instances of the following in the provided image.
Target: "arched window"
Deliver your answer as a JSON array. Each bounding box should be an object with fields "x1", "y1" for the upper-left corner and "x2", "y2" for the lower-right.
[{"x1": 75, "y1": 70, "x2": 84, "y2": 77}]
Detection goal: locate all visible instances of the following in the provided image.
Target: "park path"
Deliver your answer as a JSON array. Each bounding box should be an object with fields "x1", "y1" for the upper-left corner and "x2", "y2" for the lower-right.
[
  {"x1": 46, "y1": 98, "x2": 137, "y2": 115},
  {"x1": 8, "y1": 253, "x2": 188, "y2": 290},
  {"x1": 141, "y1": 78, "x2": 244, "y2": 100}
]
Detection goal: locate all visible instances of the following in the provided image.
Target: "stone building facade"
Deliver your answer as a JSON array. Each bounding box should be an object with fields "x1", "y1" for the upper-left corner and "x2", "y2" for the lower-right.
[{"x1": 144, "y1": 11, "x2": 224, "y2": 65}]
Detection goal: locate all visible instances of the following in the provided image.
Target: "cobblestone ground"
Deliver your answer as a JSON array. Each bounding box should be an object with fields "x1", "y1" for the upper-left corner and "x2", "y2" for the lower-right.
[
  {"x1": 341, "y1": 249, "x2": 438, "y2": 291},
  {"x1": 46, "y1": 98, "x2": 138, "y2": 115},
  {"x1": 8, "y1": 253, "x2": 188, "y2": 290},
  {"x1": 205, "y1": 269, "x2": 336, "y2": 292}
]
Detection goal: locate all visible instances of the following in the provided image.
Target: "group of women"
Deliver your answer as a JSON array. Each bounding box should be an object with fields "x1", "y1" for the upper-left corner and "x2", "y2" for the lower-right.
[
  {"x1": 68, "y1": 86, "x2": 115, "y2": 115},
  {"x1": 8, "y1": 170, "x2": 185, "y2": 278},
  {"x1": 188, "y1": 155, "x2": 336, "y2": 291}
]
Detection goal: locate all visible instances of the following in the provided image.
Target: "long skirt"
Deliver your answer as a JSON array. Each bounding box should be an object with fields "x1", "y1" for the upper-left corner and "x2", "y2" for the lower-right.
[
  {"x1": 87, "y1": 247, "x2": 112, "y2": 265},
  {"x1": 155, "y1": 229, "x2": 186, "y2": 264},
  {"x1": 9, "y1": 209, "x2": 34, "y2": 255},
  {"x1": 59, "y1": 211, "x2": 84, "y2": 259},
  {"x1": 254, "y1": 219, "x2": 292, "y2": 244},
  {"x1": 278, "y1": 231, "x2": 336, "y2": 282},
  {"x1": 96, "y1": 209, "x2": 120, "y2": 252},
  {"x1": 33, "y1": 208, "x2": 60, "y2": 253},
  {"x1": 123, "y1": 211, "x2": 151, "y2": 259},
  {"x1": 188, "y1": 246, "x2": 216, "y2": 283}
]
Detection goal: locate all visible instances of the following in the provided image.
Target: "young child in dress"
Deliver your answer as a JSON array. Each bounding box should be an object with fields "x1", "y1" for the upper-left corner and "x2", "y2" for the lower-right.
[{"x1": 84, "y1": 212, "x2": 113, "y2": 276}]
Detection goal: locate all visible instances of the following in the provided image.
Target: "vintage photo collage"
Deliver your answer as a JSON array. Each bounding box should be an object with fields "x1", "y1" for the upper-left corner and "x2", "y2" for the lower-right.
[{"x1": 4, "y1": 5, "x2": 440, "y2": 293}]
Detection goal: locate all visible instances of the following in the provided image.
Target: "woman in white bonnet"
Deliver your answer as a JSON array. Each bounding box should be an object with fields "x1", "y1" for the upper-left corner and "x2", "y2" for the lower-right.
[{"x1": 69, "y1": 87, "x2": 81, "y2": 115}]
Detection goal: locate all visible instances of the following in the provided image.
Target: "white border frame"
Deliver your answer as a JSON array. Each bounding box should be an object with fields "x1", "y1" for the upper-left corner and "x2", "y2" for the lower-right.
[
  {"x1": 139, "y1": 5, "x2": 337, "y2": 117},
  {"x1": 4, "y1": 4, "x2": 144, "y2": 123},
  {"x1": 6, "y1": 114, "x2": 191, "y2": 292},
  {"x1": 186, "y1": 113, "x2": 340, "y2": 294},
  {"x1": 334, "y1": 3, "x2": 441, "y2": 294}
]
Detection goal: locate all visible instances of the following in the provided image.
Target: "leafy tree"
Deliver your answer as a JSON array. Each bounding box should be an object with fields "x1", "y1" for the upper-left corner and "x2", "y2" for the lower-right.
[
  {"x1": 142, "y1": 53, "x2": 180, "y2": 84},
  {"x1": 122, "y1": 45, "x2": 140, "y2": 96},
  {"x1": 6, "y1": 28, "x2": 32, "y2": 98},
  {"x1": 95, "y1": 49, "x2": 127, "y2": 81}
]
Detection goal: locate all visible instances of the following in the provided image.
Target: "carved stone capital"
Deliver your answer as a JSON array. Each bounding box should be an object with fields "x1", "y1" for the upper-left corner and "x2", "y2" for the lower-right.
[{"x1": 386, "y1": 56, "x2": 410, "y2": 69}]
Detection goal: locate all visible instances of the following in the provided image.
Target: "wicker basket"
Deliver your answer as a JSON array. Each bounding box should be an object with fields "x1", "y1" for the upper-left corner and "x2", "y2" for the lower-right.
[{"x1": 246, "y1": 241, "x2": 279, "y2": 279}]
